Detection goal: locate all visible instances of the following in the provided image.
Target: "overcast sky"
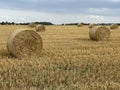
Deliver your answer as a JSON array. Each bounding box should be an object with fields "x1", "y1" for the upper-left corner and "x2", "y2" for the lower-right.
[{"x1": 0, "y1": 0, "x2": 120, "y2": 24}]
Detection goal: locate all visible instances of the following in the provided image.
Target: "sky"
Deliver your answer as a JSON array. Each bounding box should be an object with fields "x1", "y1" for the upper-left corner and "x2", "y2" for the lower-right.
[{"x1": 0, "y1": 0, "x2": 120, "y2": 24}]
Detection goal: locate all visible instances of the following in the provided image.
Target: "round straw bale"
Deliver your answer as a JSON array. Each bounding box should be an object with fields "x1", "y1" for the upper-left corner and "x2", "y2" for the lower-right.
[
  {"x1": 28, "y1": 23, "x2": 36, "y2": 28},
  {"x1": 7, "y1": 28, "x2": 43, "y2": 58},
  {"x1": 89, "y1": 23, "x2": 96, "y2": 28},
  {"x1": 110, "y1": 24, "x2": 119, "y2": 29},
  {"x1": 89, "y1": 26, "x2": 110, "y2": 41},
  {"x1": 36, "y1": 24, "x2": 46, "y2": 32},
  {"x1": 77, "y1": 23, "x2": 83, "y2": 27}
]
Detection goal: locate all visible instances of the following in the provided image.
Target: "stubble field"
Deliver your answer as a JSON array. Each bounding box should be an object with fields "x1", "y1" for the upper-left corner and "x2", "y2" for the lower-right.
[{"x1": 0, "y1": 25, "x2": 120, "y2": 90}]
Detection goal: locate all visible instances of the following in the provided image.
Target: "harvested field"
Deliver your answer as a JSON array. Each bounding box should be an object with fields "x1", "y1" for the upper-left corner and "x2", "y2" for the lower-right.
[{"x1": 0, "y1": 25, "x2": 120, "y2": 89}]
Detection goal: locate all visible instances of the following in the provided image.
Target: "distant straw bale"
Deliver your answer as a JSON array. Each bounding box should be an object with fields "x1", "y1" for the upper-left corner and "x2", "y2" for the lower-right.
[
  {"x1": 89, "y1": 26, "x2": 110, "y2": 41},
  {"x1": 110, "y1": 24, "x2": 119, "y2": 29},
  {"x1": 36, "y1": 24, "x2": 46, "y2": 32},
  {"x1": 28, "y1": 23, "x2": 36, "y2": 28},
  {"x1": 89, "y1": 23, "x2": 96, "y2": 28},
  {"x1": 7, "y1": 28, "x2": 43, "y2": 58},
  {"x1": 77, "y1": 23, "x2": 83, "y2": 27}
]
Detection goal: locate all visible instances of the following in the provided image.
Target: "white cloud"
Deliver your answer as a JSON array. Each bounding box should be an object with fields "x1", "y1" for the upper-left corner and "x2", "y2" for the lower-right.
[
  {"x1": 87, "y1": 15, "x2": 104, "y2": 23},
  {"x1": 0, "y1": 16, "x2": 9, "y2": 19},
  {"x1": 52, "y1": 0, "x2": 75, "y2": 2},
  {"x1": 100, "y1": 0, "x2": 120, "y2": 2},
  {"x1": 18, "y1": 17, "x2": 25, "y2": 21},
  {"x1": 88, "y1": 15, "x2": 104, "y2": 20},
  {"x1": 88, "y1": 8, "x2": 110, "y2": 13},
  {"x1": 0, "y1": 8, "x2": 120, "y2": 24},
  {"x1": 0, "y1": 15, "x2": 10, "y2": 21},
  {"x1": 19, "y1": 0, "x2": 39, "y2": 2},
  {"x1": 109, "y1": 0, "x2": 120, "y2": 2}
]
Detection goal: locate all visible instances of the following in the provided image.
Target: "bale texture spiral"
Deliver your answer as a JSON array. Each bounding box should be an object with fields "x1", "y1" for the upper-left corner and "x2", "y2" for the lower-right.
[
  {"x1": 89, "y1": 26, "x2": 110, "y2": 41},
  {"x1": 28, "y1": 23, "x2": 36, "y2": 28},
  {"x1": 7, "y1": 28, "x2": 43, "y2": 58},
  {"x1": 89, "y1": 23, "x2": 96, "y2": 28},
  {"x1": 110, "y1": 24, "x2": 119, "y2": 29},
  {"x1": 36, "y1": 24, "x2": 46, "y2": 32},
  {"x1": 77, "y1": 23, "x2": 83, "y2": 27}
]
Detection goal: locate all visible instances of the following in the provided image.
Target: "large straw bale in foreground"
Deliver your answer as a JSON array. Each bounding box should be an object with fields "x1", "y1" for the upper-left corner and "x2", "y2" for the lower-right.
[
  {"x1": 7, "y1": 28, "x2": 43, "y2": 58},
  {"x1": 89, "y1": 23, "x2": 96, "y2": 28},
  {"x1": 89, "y1": 26, "x2": 110, "y2": 41},
  {"x1": 110, "y1": 24, "x2": 119, "y2": 29},
  {"x1": 28, "y1": 23, "x2": 36, "y2": 28},
  {"x1": 36, "y1": 24, "x2": 46, "y2": 32}
]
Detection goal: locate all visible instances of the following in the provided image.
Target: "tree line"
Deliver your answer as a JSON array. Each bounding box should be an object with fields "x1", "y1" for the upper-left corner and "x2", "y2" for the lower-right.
[
  {"x1": 0, "y1": 21, "x2": 120, "y2": 25},
  {"x1": 0, "y1": 21, "x2": 53, "y2": 25}
]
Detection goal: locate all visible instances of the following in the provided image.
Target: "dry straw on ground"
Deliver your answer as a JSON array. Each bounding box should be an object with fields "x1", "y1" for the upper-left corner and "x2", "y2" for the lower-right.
[
  {"x1": 28, "y1": 23, "x2": 36, "y2": 28},
  {"x1": 77, "y1": 23, "x2": 83, "y2": 27},
  {"x1": 89, "y1": 26, "x2": 110, "y2": 41},
  {"x1": 7, "y1": 28, "x2": 43, "y2": 58},
  {"x1": 89, "y1": 23, "x2": 96, "y2": 28},
  {"x1": 36, "y1": 24, "x2": 46, "y2": 32},
  {"x1": 110, "y1": 24, "x2": 119, "y2": 29}
]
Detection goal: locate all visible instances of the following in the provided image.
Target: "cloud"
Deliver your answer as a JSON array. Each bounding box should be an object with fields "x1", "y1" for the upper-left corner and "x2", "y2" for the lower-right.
[
  {"x1": 88, "y1": 8, "x2": 109, "y2": 13},
  {"x1": 88, "y1": 15, "x2": 104, "y2": 20},
  {"x1": 106, "y1": 0, "x2": 120, "y2": 2},
  {"x1": 0, "y1": 16, "x2": 9, "y2": 19},
  {"x1": 0, "y1": 0, "x2": 120, "y2": 23},
  {"x1": 18, "y1": 17, "x2": 25, "y2": 21},
  {"x1": 0, "y1": 15, "x2": 10, "y2": 21},
  {"x1": 0, "y1": 0, "x2": 120, "y2": 10}
]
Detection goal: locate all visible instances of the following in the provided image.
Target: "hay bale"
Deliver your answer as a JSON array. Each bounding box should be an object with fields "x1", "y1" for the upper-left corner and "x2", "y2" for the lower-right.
[
  {"x1": 28, "y1": 23, "x2": 36, "y2": 28},
  {"x1": 7, "y1": 28, "x2": 43, "y2": 58},
  {"x1": 77, "y1": 23, "x2": 83, "y2": 27},
  {"x1": 36, "y1": 24, "x2": 46, "y2": 32},
  {"x1": 110, "y1": 24, "x2": 119, "y2": 29},
  {"x1": 89, "y1": 26, "x2": 110, "y2": 41},
  {"x1": 89, "y1": 23, "x2": 96, "y2": 28}
]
